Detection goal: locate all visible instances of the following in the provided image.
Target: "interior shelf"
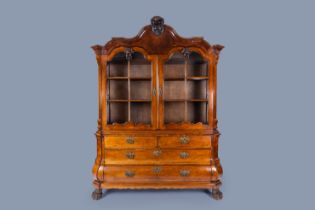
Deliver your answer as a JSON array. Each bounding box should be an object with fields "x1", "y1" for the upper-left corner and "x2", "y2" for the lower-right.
[
  {"x1": 107, "y1": 99, "x2": 128, "y2": 102},
  {"x1": 130, "y1": 77, "x2": 151, "y2": 80},
  {"x1": 107, "y1": 77, "x2": 151, "y2": 80},
  {"x1": 164, "y1": 76, "x2": 208, "y2": 81},
  {"x1": 130, "y1": 99, "x2": 151, "y2": 102},
  {"x1": 108, "y1": 99, "x2": 207, "y2": 102},
  {"x1": 107, "y1": 77, "x2": 128, "y2": 80},
  {"x1": 164, "y1": 99, "x2": 185, "y2": 102},
  {"x1": 187, "y1": 76, "x2": 208, "y2": 80},
  {"x1": 108, "y1": 99, "x2": 151, "y2": 102},
  {"x1": 164, "y1": 78, "x2": 185, "y2": 81},
  {"x1": 164, "y1": 99, "x2": 208, "y2": 102},
  {"x1": 188, "y1": 99, "x2": 208, "y2": 102}
]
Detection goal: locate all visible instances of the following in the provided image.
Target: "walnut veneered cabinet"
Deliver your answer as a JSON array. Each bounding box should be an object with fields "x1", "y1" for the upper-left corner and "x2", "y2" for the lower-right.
[{"x1": 91, "y1": 16, "x2": 224, "y2": 200}]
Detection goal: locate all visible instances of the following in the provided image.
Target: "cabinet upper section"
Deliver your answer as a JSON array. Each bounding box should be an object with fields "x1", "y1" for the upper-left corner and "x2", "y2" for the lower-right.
[{"x1": 92, "y1": 16, "x2": 224, "y2": 58}]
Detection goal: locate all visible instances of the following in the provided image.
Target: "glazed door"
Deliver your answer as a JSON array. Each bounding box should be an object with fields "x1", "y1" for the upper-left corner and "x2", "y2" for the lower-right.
[
  {"x1": 104, "y1": 48, "x2": 157, "y2": 129},
  {"x1": 158, "y1": 49, "x2": 210, "y2": 129}
]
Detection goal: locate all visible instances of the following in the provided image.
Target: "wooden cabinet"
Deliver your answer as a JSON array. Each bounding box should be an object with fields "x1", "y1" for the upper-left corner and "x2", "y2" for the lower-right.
[{"x1": 91, "y1": 16, "x2": 224, "y2": 200}]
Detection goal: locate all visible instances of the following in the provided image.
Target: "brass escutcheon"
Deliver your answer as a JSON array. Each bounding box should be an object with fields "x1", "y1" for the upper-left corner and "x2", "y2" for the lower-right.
[
  {"x1": 125, "y1": 170, "x2": 135, "y2": 177},
  {"x1": 153, "y1": 149, "x2": 162, "y2": 157},
  {"x1": 179, "y1": 135, "x2": 190, "y2": 144},
  {"x1": 126, "y1": 136, "x2": 135, "y2": 144},
  {"x1": 180, "y1": 151, "x2": 189, "y2": 159},
  {"x1": 180, "y1": 169, "x2": 190, "y2": 177},
  {"x1": 152, "y1": 166, "x2": 162, "y2": 173},
  {"x1": 126, "y1": 151, "x2": 135, "y2": 159}
]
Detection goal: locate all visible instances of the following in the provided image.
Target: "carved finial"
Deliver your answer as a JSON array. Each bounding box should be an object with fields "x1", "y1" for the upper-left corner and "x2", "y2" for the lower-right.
[
  {"x1": 125, "y1": 48, "x2": 133, "y2": 61},
  {"x1": 151, "y1": 16, "x2": 164, "y2": 36}
]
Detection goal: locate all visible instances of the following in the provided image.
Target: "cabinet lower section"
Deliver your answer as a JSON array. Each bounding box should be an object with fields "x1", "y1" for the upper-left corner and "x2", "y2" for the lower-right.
[{"x1": 92, "y1": 131, "x2": 223, "y2": 200}]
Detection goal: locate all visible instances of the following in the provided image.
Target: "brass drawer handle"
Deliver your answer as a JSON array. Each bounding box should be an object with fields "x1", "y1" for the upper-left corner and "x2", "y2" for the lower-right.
[
  {"x1": 152, "y1": 166, "x2": 162, "y2": 173},
  {"x1": 126, "y1": 136, "x2": 135, "y2": 144},
  {"x1": 180, "y1": 169, "x2": 190, "y2": 177},
  {"x1": 126, "y1": 151, "x2": 135, "y2": 159},
  {"x1": 125, "y1": 170, "x2": 135, "y2": 177},
  {"x1": 153, "y1": 149, "x2": 162, "y2": 157},
  {"x1": 179, "y1": 135, "x2": 190, "y2": 144},
  {"x1": 180, "y1": 151, "x2": 189, "y2": 159}
]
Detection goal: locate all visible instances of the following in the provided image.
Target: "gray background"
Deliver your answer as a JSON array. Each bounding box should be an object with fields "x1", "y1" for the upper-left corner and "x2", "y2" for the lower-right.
[{"x1": 0, "y1": 0, "x2": 314, "y2": 209}]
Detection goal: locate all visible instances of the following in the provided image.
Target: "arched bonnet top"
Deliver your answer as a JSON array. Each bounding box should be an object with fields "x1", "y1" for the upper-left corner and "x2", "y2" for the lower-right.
[{"x1": 92, "y1": 16, "x2": 224, "y2": 57}]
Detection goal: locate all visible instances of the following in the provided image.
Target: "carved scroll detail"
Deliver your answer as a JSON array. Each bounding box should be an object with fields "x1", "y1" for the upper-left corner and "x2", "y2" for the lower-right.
[
  {"x1": 182, "y1": 48, "x2": 191, "y2": 58},
  {"x1": 125, "y1": 48, "x2": 133, "y2": 61}
]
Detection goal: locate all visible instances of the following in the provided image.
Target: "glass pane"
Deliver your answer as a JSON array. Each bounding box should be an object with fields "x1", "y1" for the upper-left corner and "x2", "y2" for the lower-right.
[
  {"x1": 108, "y1": 80, "x2": 128, "y2": 100},
  {"x1": 187, "y1": 102, "x2": 207, "y2": 123},
  {"x1": 187, "y1": 52, "x2": 208, "y2": 124},
  {"x1": 130, "y1": 80, "x2": 151, "y2": 100},
  {"x1": 164, "y1": 52, "x2": 185, "y2": 80},
  {"x1": 164, "y1": 80, "x2": 185, "y2": 100},
  {"x1": 108, "y1": 52, "x2": 128, "y2": 77},
  {"x1": 164, "y1": 102, "x2": 185, "y2": 123},
  {"x1": 163, "y1": 52, "x2": 185, "y2": 123},
  {"x1": 187, "y1": 52, "x2": 208, "y2": 77},
  {"x1": 130, "y1": 52, "x2": 151, "y2": 78},
  {"x1": 131, "y1": 102, "x2": 151, "y2": 124},
  {"x1": 106, "y1": 51, "x2": 152, "y2": 125},
  {"x1": 187, "y1": 80, "x2": 207, "y2": 100},
  {"x1": 108, "y1": 102, "x2": 128, "y2": 124}
]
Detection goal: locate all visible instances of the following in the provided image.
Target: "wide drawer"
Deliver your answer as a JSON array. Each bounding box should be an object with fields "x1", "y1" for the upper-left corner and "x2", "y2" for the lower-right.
[
  {"x1": 104, "y1": 136, "x2": 157, "y2": 149},
  {"x1": 102, "y1": 165, "x2": 212, "y2": 182},
  {"x1": 104, "y1": 149, "x2": 211, "y2": 165},
  {"x1": 159, "y1": 135, "x2": 211, "y2": 148}
]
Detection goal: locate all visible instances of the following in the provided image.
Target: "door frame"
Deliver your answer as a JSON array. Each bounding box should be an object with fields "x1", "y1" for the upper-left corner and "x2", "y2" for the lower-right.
[
  {"x1": 157, "y1": 47, "x2": 213, "y2": 130},
  {"x1": 102, "y1": 46, "x2": 158, "y2": 130}
]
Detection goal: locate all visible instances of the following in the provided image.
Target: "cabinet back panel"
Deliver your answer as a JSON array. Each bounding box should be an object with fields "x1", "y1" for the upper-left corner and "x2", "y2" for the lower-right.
[
  {"x1": 187, "y1": 52, "x2": 208, "y2": 77},
  {"x1": 164, "y1": 64, "x2": 185, "y2": 79},
  {"x1": 187, "y1": 102, "x2": 208, "y2": 124},
  {"x1": 130, "y1": 81, "x2": 151, "y2": 100},
  {"x1": 108, "y1": 102, "x2": 128, "y2": 124},
  {"x1": 187, "y1": 63, "x2": 208, "y2": 77},
  {"x1": 130, "y1": 64, "x2": 151, "y2": 78},
  {"x1": 108, "y1": 64, "x2": 128, "y2": 77},
  {"x1": 164, "y1": 102, "x2": 185, "y2": 123},
  {"x1": 164, "y1": 81, "x2": 185, "y2": 100},
  {"x1": 131, "y1": 102, "x2": 151, "y2": 124},
  {"x1": 187, "y1": 80, "x2": 207, "y2": 99},
  {"x1": 108, "y1": 80, "x2": 128, "y2": 100},
  {"x1": 108, "y1": 52, "x2": 128, "y2": 77}
]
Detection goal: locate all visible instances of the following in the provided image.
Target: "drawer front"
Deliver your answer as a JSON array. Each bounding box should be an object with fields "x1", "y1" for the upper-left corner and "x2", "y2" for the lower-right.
[
  {"x1": 159, "y1": 135, "x2": 211, "y2": 148},
  {"x1": 103, "y1": 165, "x2": 212, "y2": 182},
  {"x1": 104, "y1": 149, "x2": 211, "y2": 165},
  {"x1": 104, "y1": 136, "x2": 156, "y2": 149}
]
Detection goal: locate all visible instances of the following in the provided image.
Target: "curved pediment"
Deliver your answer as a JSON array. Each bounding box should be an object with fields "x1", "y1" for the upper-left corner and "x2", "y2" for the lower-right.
[{"x1": 92, "y1": 16, "x2": 223, "y2": 56}]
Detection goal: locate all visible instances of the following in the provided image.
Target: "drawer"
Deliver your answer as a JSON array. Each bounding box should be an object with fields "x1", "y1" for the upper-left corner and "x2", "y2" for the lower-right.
[
  {"x1": 102, "y1": 165, "x2": 212, "y2": 182},
  {"x1": 104, "y1": 136, "x2": 156, "y2": 149},
  {"x1": 159, "y1": 135, "x2": 211, "y2": 148},
  {"x1": 104, "y1": 149, "x2": 211, "y2": 165}
]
